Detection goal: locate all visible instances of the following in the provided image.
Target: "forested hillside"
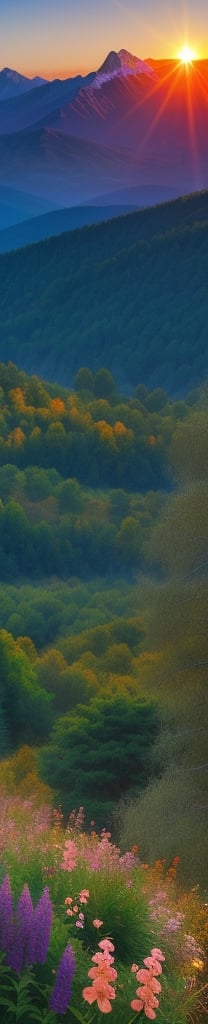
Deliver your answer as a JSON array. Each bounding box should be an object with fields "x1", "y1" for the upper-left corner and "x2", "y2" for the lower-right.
[
  {"x1": 0, "y1": 190, "x2": 208, "y2": 391},
  {"x1": 0, "y1": 361, "x2": 207, "y2": 888}
]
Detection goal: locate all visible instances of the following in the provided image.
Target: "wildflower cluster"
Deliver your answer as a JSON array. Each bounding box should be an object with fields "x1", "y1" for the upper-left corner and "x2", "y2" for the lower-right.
[
  {"x1": 65, "y1": 888, "x2": 90, "y2": 929},
  {"x1": 61, "y1": 825, "x2": 139, "y2": 880},
  {"x1": 83, "y1": 938, "x2": 117, "y2": 1013},
  {"x1": 0, "y1": 808, "x2": 206, "y2": 1024},
  {"x1": 131, "y1": 948, "x2": 165, "y2": 1020},
  {"x1": 0, "y1": 874, "x2": 76, "y2": 1017}
]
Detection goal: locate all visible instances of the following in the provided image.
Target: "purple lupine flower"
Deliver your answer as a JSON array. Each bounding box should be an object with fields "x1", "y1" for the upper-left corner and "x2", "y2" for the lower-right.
[
  {"x1": 49, "y1": 944, "x2": 76, "y2": 1014},
  {"x1": 7, "y1": 884, "x2": 33, "y2": 974},
  {"x1": 27, "y1": 887, "x2": 52, "y2": 966},
  {"x1": 0, "y1": 875, "x2": 14, "y2": 954}
]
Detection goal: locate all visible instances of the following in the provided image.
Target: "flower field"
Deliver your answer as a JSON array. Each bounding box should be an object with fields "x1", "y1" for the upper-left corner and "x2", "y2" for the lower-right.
[{"x1": 0, "y1": 793, "x2": 207, "y2": 1023}]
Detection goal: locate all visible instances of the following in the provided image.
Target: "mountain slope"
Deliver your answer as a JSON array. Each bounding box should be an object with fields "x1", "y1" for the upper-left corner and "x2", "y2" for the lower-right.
[
  {"x1": 0, "y1": 127, "x2": 149, "y2": 205},
  {"x1": 0, "y1": 72, "x2": 96, "y2": 134},
  {"x1": 0, "y1": 185, "x2": 57, "y2": 230},
  {"x1": 0, "y1": 190, "x2": 208, "y2": 392},
  {"x1": 0, "y1": 202, "x2": 137, "y2": 253}
]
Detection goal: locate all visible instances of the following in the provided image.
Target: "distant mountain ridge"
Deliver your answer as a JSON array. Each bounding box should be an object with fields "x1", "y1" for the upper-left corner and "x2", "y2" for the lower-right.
[
  {"x1": 0, "y1": 67, "x2": 47, "y2": 100},
  {"x1": 0, "y1": 202, "x2": 137, "y2": 253},
  {"x1": 0, "y1": 189, "x2": 208, "y2": 393}
]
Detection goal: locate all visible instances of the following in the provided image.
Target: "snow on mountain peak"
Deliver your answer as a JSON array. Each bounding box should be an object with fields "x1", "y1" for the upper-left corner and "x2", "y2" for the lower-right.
[{"x1": 96, "y1": 49, "x2": 155, "y2": 85}]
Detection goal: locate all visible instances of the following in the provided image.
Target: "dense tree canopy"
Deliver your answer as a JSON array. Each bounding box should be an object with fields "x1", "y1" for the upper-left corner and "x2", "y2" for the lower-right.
[{"x1": 39, "y1": 696, "x2": 158, "y2": 824}]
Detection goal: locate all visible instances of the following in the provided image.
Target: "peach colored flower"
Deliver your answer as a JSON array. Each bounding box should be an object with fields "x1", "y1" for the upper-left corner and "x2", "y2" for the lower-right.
[
  {"x1": 83, "y1": 979, "x2": 116, "y2": 1013},
  {"x1": 79, "y1": 889, "x2": 89, "y2": 904},
  {"x1": 143, "y1": 957, "x2": 162, "y2": 974},
  {"x1": 131, "y1": 963, "x2": 139, "y2": 973},
  {"x1": 151, "y1": 948, "x2": 165, "y2": 962},
  {"x1": 149, "y1": 978, "x2": 161, "y2": 995},
  {"x1": 88, "y1": 964, "x2": 117, "y2": 982},
  {"x1": 145, "y1": 1007, "x2": 156, "y2": 1020},
  {"x1": 136, "y1": 969, "x2": 153, "y2": 984},
  {"x1": 65, "y1": 897, "x2": 73, "y2": 905},
  {"x1": 131, "y1": 998, "x2": 144, "y2": 1012},
  {"x1": 83, "y1": 986, "x2": 97, "y2": 1005},
  {"x1": 93, "y1": 919, "x2": 103, "y2": 929},
  {"x1": 66, "y1": 908, "x2": 73, "y2": 917},
  {"x1": 73, "y1": 905, "x2": 78, "y2": 913},
  {"x1": 99, "y1": 939, "x2": 115, "y2": 953},
  {"x1": 139, "y1": 988, "x2": 159, "y2": 1008},
  {"x1": 137, "y1": 978, "x2": 161, "y2": 995},
  {"x1": 92, "y1": 951, "x2": 114, "y2": 966}
]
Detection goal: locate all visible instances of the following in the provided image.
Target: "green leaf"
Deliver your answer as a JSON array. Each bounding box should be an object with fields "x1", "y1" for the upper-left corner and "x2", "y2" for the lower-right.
[
  {"x1": 16, "y1": 1002, "x2": 36, "y2": 1021},
  {"x1": 18, "y1": 974, "x2": 33, "y2": 990},
  {"x1": 68, "y1": 1009, "x2": 87, "y2": 1023},
  {"x1": 27, "y1": 1014, "x2": 44, "y2": 1023},
  {"x1": 0, "y1": 999, "x2": 17, "y2": 1011}
]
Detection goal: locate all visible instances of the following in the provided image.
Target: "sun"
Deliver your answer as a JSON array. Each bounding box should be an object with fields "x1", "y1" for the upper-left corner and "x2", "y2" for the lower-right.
[{"x1": 178, "y1": 45, "x2": 197, "y2": 64}]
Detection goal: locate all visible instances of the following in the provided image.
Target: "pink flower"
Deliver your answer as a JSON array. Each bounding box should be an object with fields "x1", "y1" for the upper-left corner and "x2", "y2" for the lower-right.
[
  {"x1": 83, "y1": 979, "x2": 116, "y2": 1013},
  {"x1": 131, "y1": 998, "x2": 144, "y2": 1012},
  {"x1": 93, "y1": 919, "x2": 103, "y2": 929},
  {"x1": 139, "y1": 988, "x2": 159, "y2": 1008},
  {"x1": 83, "y1": 938, "x2": 117, "y2": 1014},
  {"x1": 76, "y1": 920, "x2": 84, "y2": 929},
  {"x1": 88, "y1": 964, "x2": 117, "y2": 982},
  {"x1": 79, "y1": 889, "x2": 89, "y2": 904},
  {"x1": 131, "y1": 963, "x2": 139, "y2": 973},
  {"x1": 61, "y1": 839, "x2": 78, "y2": 872},
  {"x1": 92, "y1": 952, "x2": 115, "y2": 966},
  {"x1": 143, "y1": 957, "x2": 162, "y2": 974},
  {"x1": 136, "y1": 969, "x2": 153, "y2": 984},
  {"x1": 66, "y1": 909, "x2": 73, "y2": 917},
  {"x1": 99, "y1": 939, "x2": 115, "y2": 954},
  {"x1": 151, "y1": 948, "x2": 165, "y2": 962},
  {"x1": 137, "y1": 976, "x2": 161, "y2": 995},
  {"x1": 131, "y1": 948, "x2": 164, "y2": 1021}
]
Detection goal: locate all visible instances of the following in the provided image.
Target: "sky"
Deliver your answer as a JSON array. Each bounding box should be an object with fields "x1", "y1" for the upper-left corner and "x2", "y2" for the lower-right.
[{"x1": 1, "y1": 0, "x2": 208, "y2": 79}]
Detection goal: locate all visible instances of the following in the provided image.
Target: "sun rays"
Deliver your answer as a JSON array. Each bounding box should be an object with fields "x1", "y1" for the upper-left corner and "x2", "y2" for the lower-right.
[{"x1": 178, "y1": 45, "x2": 197, "y2": 64}]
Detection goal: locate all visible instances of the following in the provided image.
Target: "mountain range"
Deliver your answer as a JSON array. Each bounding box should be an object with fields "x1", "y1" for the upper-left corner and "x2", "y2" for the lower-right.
[
  {"x1": 0, "y1": 189, "x2": 207, "y2": 392},
  {"x1": 0, "y1": 67, "x2": 47, "y2": 101},
  {"x1": 0, "y1": 49, "x2": 208, "y2": 248}
]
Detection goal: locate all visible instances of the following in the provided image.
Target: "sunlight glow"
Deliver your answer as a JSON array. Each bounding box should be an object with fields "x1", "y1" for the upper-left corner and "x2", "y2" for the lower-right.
[{"x1": 178, "y1": 45, "x2": 197, "y2": 64}]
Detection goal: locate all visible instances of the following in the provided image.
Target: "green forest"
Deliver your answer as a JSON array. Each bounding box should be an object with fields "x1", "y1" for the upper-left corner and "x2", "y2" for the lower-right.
[
  {"x1": 0, "y1": 190, "x2": 208, "y2": 391},
  {"x1": 0, "y1": 360, "x2": 207, "y2": 892}
]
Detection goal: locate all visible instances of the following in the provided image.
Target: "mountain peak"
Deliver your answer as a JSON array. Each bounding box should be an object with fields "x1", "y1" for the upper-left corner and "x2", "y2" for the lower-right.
[
  {"x1": 1, "y1": 67, "x2": 26, "y2": 80},
  {"x1": 97, "y1": 48, "x2": 154, "y2": 83},
  {"x1": 0, "y1": 67, "x2": 47, "y2": 101}
]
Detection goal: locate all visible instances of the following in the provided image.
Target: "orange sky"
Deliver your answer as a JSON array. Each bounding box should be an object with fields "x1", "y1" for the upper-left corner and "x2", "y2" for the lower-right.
[{"x1": 0, "y1": 0, "x2": 207, "y2": 79}]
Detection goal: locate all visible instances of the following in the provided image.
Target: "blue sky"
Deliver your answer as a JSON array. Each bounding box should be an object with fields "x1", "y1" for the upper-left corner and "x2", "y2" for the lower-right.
[{"x1": 1, "y1": 0, "x2": 207, "y2": 77}]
